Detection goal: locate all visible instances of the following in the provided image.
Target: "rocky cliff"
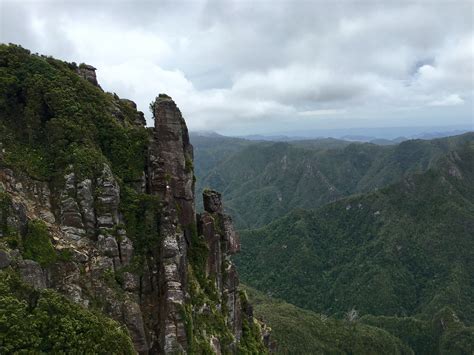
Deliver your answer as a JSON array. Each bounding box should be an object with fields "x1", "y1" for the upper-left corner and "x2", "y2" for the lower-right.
[{"x1": 0, "y1": 44, "x2": 268, "y2": 354}]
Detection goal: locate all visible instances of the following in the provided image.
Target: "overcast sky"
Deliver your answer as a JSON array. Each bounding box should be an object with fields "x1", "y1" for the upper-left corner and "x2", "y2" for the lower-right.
[{"x1": 1, "y1": 0, "x2": 473, "y2": 135}]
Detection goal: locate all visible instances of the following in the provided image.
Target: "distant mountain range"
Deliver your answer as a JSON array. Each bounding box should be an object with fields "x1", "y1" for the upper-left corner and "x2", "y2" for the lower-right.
[
  {"x1": 192, "y1": 132, "x2": 473, "y2": 229},
  {"x1": 192, "y1": 126, "x2": 472, "y2": 142}
]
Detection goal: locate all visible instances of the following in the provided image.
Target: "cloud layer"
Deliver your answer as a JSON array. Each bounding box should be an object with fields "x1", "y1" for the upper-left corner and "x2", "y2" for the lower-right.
[{"x1": 1, "y1": 0, "x2": 473, "y2": 134}]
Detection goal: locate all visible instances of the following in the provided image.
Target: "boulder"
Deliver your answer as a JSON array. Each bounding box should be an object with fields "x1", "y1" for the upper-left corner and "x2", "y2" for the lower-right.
[
  {"x1": 0, "y1": 250, "x2": 11, "y2": 268},
  {"x1": 77, "y1": 64, "x2": 100, "y2": 87},
  {"x1": 203, "y1": 189, "x2": 223, "y2": 213},
  {"x1": 18, "y1": 259, "x2": 46, "y2": 289}
]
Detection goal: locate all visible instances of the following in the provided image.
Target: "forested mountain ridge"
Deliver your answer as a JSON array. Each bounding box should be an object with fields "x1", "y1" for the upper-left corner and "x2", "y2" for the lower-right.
[
  {"x1": 0, "y1": 44, "x2": 269, "y2": 354},
  {"x1": 195, "y1": 132, "x2": 473, "y2": 228},
  {"x1": 191, "y1": 132, "x2": 258, "y2": 181},
  {"x1": 235, "y1": 139, "x2": 474, "y2": 353}
]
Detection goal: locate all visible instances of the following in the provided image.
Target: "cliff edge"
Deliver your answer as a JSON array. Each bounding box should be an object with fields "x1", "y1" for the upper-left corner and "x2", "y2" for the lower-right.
[{"x1": 0, "y1": 44, "x2": 269, "y2": 354}]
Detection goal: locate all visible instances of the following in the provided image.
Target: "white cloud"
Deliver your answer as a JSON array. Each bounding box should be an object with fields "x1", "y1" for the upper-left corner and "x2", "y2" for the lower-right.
[
  {"x1": 429, "y1": 94, "x2": 465, "y2": 107},
  {"x1": 416, "y1": 35, "x2": 474, "y2": 89}
]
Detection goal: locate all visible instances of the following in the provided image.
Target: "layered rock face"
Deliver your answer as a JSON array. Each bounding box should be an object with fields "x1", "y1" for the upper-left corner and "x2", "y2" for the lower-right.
[
  {"x1": 0, "y1": 59, "x2": 267, "y2": 354},
  {"x1": 1, "y1": 160, "x2": 149, "y2": 351}
]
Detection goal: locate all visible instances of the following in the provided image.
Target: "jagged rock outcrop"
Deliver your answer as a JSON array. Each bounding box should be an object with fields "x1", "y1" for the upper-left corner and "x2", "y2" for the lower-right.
[
  {"x1": 0, "y1": 46, "x2": 270, "y2": 355},
  {"x1": 109, "y1": 94, "x2": 147, "y2": 127},
  {"x1": 121, "y1": 98, "x2": 147, "y2": 127},
  {"x1": 77, "y1": 63, "x2": 100, "y2": 87},
  {"x1": 198, "y1": 189, "x2": 242, "y2": 341}
]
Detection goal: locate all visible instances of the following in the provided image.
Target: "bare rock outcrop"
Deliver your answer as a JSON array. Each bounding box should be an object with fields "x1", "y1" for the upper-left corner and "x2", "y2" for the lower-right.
[{"x1": 77, "y1": 63, "x2": 100, "y2": 87}]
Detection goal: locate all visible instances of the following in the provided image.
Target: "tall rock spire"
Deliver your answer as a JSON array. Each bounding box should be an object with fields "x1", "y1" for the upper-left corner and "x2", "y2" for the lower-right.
[
  {"x1": 148, "y1": 94, "x2": 195, "y2": 353},
  {"x1": 149, "y1": 94, "x2": 195, "y2": 226}
]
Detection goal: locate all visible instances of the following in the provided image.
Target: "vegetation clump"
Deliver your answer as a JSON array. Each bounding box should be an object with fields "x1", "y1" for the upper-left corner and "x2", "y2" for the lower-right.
[
  {"x1": 0, "y1": 270, "x2": 135, "y2": 354},
  {"x1": 0, "y1": 192, "x2": 21, "y2": 248},
  {"x1": 22, "y1": 220, "x2": 56, "y2": 267},
  {"x1": 0, "y1": 43, "x2": 148, "y2": 185}
]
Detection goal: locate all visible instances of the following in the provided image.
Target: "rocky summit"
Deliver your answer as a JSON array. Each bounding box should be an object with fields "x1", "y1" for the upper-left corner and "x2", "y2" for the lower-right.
[{"x1": 0, "y1": 44, "x2": 269, "y2": 354}]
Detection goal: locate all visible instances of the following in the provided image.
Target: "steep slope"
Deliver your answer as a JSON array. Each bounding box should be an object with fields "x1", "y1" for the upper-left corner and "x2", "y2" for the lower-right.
[
  {"x1": 236, "y1": 139, "x2": 474, "y2": 326},
  {"x1": 0, "y1": 44, "x2": 268, "y2": 354},
  {"x1": 196, "y1": 133, "x2": 473, "y2": 228}
]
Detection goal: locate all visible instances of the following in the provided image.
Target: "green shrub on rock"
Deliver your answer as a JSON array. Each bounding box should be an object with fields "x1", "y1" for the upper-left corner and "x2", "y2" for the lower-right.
[
  {"x1": 22, "y1": 220, "x2": 56, "y2": 267},
  {"x1": 0, "y1": 271, "x2": 134, "y2": 353}
]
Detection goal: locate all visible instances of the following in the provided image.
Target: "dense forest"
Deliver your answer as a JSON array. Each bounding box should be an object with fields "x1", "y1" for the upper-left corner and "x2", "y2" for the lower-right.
[{"x1": 193, "y1": 133, "x2": 474, "y2": 353}]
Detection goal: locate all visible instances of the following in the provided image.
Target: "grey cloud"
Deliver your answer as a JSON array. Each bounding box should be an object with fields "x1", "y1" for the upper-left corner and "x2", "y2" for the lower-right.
[{"x1": 0, "y1": 0, "x2": 472, "y2": 134}]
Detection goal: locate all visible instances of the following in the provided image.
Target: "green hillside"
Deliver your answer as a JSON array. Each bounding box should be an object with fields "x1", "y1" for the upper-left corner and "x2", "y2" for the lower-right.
[
  {"x1": 242, "y1": 285, "x2": 414, "y2": 354},
  {"x1": 196, "y1": 133, "x2": 473, "y2": 228},
  {"x1": 235, "y1": 140, "x2": 474, "y2": 334},
  {"x1": 0, "y1": 44, "x2": 148, "y2": 184},
  {"x1": 244, "y1": 285, "x2": 474, "y2": 354}
]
